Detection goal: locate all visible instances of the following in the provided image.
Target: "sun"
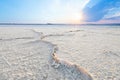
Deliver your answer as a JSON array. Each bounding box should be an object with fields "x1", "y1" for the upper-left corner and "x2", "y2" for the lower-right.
[
  {"x1": 69, "y1": 12, "x2": 83, "y2": 24},
  {"x1": 55, "y1": 12, "x2": 83, "y2": 24},
  {"x1": 74, "y1": 13, "x2": 83, "y2": 21}
]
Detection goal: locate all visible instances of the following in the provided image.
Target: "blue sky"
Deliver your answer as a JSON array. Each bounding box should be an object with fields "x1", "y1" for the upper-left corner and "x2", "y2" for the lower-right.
[{"x1": 0, "y1": 0, "x2": 120, "y2": 24}]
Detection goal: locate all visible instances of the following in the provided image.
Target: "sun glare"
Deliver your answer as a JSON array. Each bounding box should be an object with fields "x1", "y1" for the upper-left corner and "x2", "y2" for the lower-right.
[
  {"x1": 74, "y1": 13, "x2": 83, "y2": 21},
  {"x1": 56, "y1": 12, "x2": 84, "y2": 24},
  {"x1": 69, "y1": 12, "x2": 83, "y2": 24}
]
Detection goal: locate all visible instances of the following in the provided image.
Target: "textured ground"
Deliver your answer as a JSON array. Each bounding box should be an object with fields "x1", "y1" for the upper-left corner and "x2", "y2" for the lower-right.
[
  {"x1": 33, "y1": 26, "x2": 120, "y2": 80},
  {"x1": 0, "y1": 28, "x2": 57, "y2": 80},
  {"x1": 0, "y1": 26, "x2": 120, "y2": 80},
  {"x1": 0, "y1": 27, "x2": 93, "y2": 80}
]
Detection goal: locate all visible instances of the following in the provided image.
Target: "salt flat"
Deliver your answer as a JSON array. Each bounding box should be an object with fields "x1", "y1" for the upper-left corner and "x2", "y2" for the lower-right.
[{"x1": 0, "y1": 25, "x2": 120, "y2": 80}]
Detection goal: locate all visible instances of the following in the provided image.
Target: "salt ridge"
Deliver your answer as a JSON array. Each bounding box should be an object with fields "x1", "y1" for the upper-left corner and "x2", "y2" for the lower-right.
[{"x1": 31, "y1": 29, "x2": 93, "y2": 80}]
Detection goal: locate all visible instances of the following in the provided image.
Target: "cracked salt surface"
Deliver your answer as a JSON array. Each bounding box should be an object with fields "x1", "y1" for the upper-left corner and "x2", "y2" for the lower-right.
[
  {"x1": 33, "y1": 26, "x2": 120, "y2": 80},
  {"x1": 0, "y1": 25, "x2": 120, "y2": 80},
  {"x1": 0, "y1": 26, "x2": 93, "y2": 80}
]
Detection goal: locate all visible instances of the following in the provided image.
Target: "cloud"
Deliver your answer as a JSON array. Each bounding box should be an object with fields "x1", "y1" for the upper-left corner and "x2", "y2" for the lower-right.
[
  {"x1": 105, "y1": 16, "x2": 120, "y2": 20},
  {"x1": 82, "y1": 0, "x2": 120, "y2": 22}
]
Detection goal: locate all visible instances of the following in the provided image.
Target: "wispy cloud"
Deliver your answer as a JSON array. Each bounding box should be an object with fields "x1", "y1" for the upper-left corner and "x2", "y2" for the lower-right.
[{"x1": 82, "y1": 0, "x2": 120, "y2": 22}]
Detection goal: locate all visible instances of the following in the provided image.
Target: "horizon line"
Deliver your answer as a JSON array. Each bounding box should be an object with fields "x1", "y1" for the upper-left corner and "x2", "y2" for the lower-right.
[{"x1": 0, "y1": 23, "x2": 120, "y2": 25}]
